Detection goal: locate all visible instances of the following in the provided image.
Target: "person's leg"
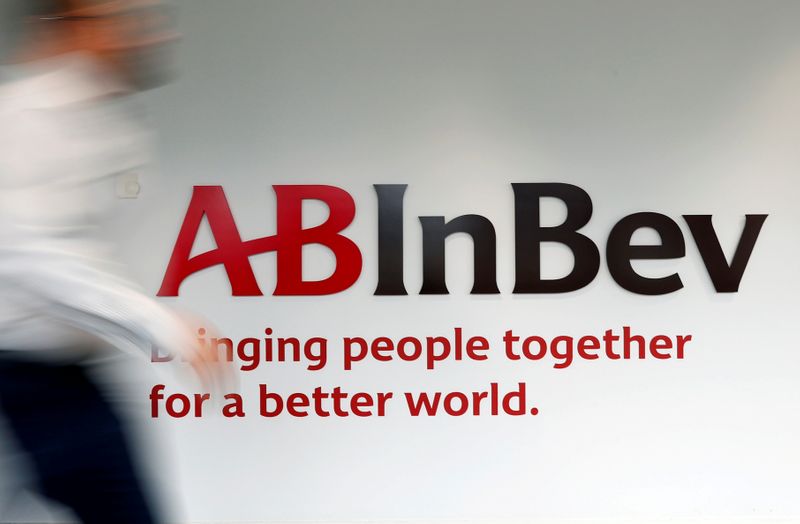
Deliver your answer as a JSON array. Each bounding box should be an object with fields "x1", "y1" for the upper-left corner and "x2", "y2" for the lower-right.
[{"x1": 0, "y1": 357, "x2": 158, "y2": 524}]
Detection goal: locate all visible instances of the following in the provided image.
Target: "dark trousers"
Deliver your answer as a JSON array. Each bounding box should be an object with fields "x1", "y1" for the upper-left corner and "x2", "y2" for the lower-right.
[{"x1": 0, "y1": 356, "x2": 157, "y2": 524}]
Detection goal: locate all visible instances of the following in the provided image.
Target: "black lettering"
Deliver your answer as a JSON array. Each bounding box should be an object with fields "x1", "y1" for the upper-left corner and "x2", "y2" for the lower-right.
[
  {"x1": 374, "y1": 184, "x2": 408, "y2": 295},
  {"x1": 512, "y1": 183, "x2": 600, "y2": 293},
  {"x1": 419, "y1": 215, "x2": 500, "y2": 294},
  {"x1": 683, "y1": 214, "x2": 767, "y2": 292},
  {"x1": 606, "y1": 212, "x2": 685, "y2": 295}
]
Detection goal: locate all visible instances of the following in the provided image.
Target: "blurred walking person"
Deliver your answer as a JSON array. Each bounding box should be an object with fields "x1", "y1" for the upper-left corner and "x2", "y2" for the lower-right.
[{"x1": 0, "y1": 1, "x2": 222, "y2": 522}]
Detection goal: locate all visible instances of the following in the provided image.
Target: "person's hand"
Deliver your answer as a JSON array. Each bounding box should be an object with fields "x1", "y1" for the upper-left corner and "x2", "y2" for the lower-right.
[{"x1": 174, "y1": 312, "x2": 239, "y2": 397}]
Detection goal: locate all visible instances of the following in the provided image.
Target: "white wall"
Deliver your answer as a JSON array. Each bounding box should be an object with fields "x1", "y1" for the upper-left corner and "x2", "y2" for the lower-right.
[{"x1": 114, "y1": 1, "x2": 800, "y2": 521}]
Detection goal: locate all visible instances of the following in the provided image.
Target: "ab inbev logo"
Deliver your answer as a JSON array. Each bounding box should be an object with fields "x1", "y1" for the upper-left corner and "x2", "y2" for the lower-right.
[{"x1": 158, "y1": 183, "x2": 766, "y2": 297}]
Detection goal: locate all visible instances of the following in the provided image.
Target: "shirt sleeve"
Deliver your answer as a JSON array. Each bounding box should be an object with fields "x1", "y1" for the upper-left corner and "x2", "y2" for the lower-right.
[{"x1": 0, "y1": 242, "x2": 196, "y2": 359}]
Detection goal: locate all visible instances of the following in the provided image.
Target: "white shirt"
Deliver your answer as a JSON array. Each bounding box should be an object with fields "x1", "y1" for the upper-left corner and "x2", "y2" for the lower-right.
[{"x1": 0, "y1": 52, "x2": 193, "y2": 358}]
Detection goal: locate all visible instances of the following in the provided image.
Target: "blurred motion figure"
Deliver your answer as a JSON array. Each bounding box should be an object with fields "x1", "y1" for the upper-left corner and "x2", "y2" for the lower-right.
[{"x1": 0, "y1": 1, "x2": 215, "y2": 522}]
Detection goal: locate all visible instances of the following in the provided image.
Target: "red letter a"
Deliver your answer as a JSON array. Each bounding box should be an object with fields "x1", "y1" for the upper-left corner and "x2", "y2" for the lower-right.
[{"x1": 157, "y1": 186, "x2": 263, "y2": 296}]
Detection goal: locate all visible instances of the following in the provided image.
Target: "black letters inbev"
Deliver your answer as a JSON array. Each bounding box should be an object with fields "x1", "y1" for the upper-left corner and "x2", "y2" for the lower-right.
[{"x1": 159, "y1": 183, "x2": 767, "y2": 297}]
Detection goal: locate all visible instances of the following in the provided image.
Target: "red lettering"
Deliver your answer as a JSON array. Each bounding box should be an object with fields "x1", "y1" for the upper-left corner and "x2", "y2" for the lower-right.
[{"x1": 158, "y1": 185, "x2": 362, "y2": 296}]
